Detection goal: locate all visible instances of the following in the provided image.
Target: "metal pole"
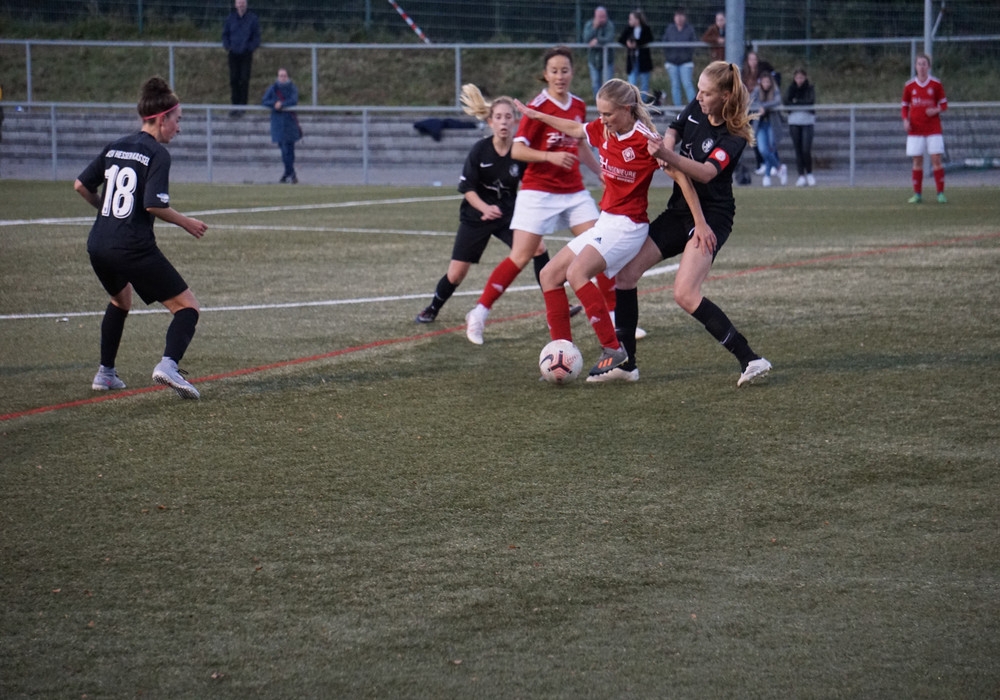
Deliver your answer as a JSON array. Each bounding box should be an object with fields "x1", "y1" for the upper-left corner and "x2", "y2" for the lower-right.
[
  {"x1": 849, "y1": 107, "x2": 856, "y2": 187},
  {"x1": 312, "y1": 47, "x2": 318, "y2": 106},
  {"x1": 362, "y1": 109, "x2": 370, "y2": 185},
  {"x1": 725, "y1": 0, "x2": 745, "y2": 66},
  {"x1": 206, "y1": 108, "x2": 214, "y2": 183},
  {"x1": 455, "y1": 46, "x2": 462, "y2": 109},
  {"x1": 50, "y1": 104, "x2": 57, "y2": 181},
  {"x1": 924, "y1": 0, "x2": 933, "y2": 56},
  {"x1": 25, "y1": 43, "x2": 32, "y2": 105},
  {"x1": 169, "y1": 45, "x2": 175, "y2": 89}
]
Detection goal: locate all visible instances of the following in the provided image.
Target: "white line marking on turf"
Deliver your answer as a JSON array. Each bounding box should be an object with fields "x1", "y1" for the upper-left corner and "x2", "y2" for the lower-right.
[
  {"x1": 0, "y1": 195, "x2": 463, "y2": 228},
  {"x1": 0, "y1": 264, "x2": 679, "y2": 321}
]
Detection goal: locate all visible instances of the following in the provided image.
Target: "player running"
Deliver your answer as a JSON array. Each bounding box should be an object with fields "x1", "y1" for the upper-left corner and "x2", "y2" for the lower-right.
[
  {"x1": 608, "y1": 61, "x2": 772, "y2": 387},
  {"x1": 514, "y1": 79, "x2": 683, "y2": 377},
  {"x1": 74, "y1": 76, "x2": 207, "y2": 399},
  {"x1": 463, "y1": 46, "x2": 612, "y2": 345}
]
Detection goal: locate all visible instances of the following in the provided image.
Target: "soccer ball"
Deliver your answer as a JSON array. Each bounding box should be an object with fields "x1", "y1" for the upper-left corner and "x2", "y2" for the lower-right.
[{"x1": 538, "y1": 339, "x2": 583, "y2": 384}]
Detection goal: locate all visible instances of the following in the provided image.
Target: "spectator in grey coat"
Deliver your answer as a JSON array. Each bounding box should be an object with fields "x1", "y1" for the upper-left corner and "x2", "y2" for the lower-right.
[
  {"x1": 583, "y1": 6, "x2": 616, "y2": 97},
  {"x1": 662, "y1": 8, "x2": 697, "y2": 107}
]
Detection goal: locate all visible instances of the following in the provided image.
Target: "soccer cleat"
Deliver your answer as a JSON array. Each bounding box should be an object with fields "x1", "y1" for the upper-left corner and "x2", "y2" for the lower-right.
[
  {"x1": 415, "y1": 306, "x2": 438, "y2": 323},
  {"x1": 152, "y1": 358, "x2": 200, "y2": 399},
  {"x1": 778, "y1": 164, "x2": 788, "y2": 186},
  {"x1": 635, "y1": 326, "x2": 648, "y2": 340},
  {"x1": 908, "y1": 194, "x2": 922, "y2": 204},
  {"x1": 465, "y1": 305, "x2": 488, "y2": 345},
  {"x1": 586, "y1": 366, "x2": 639, "y2": 383},
  {"x1": 795, "y1": 176, "x2": 807, "y2": 187},
  {"x1": 569, "y1": 304, "x2": 584, "y2": 318},
  {"x1": 937, "y1": 193, "x2": 947, "y2": 203},
  {"x1": 806, "y1": 174, "x2": 816, "y2": 187},
  {"x1": 737, "y1": 358, "x2": 772, "y2": 387},
  {"x1": 92, "y1": 366, "x2": 126, "y2": 391},
  {"x1": 762, "y1": 175, "x2": 772, "y2": 187},
  {"x1": 588, "y1": 344, "x2": 629, "y2": 377}
]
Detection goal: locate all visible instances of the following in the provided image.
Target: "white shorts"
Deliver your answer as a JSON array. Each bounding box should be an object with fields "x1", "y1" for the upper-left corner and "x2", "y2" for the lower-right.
[
  {"x1": 567, "y1": 211, "x2": 649, "y2": 278},
  {"x1": 906, "y1": 134, "x2": 945, "y2": 157},
  {"x1": 510, "y1": 189, "x2": 600, "y2": 236}
]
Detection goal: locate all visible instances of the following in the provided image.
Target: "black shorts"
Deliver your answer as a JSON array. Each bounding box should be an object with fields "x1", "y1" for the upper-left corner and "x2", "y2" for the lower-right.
[
  {"x1": 450, "y1": 220, "x2": 515, "y2": 264},
  {"x1": 647, "y1": 208, "x2": 734, "y2": 262},
  {"x1": 89, "y1": 246, "x2": 188, "y2": 305}
]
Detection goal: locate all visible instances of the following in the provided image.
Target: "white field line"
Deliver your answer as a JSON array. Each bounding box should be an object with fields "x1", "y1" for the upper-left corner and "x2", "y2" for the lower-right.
[
  {"x1": 0, "y1": 194, "x2": 677, "y2": 320},
  {"x1": 0, "y1": 265, "x2": 679, "y2": 321}
]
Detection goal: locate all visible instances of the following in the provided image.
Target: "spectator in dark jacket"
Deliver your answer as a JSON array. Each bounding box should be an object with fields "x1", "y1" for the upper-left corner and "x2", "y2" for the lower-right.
[
  {"x1": 785, "y1": 67, "x2": 817, "y2": 186},
  {"x1": 222, "y1": 0, "x2": 261, "y2": 116},
  {"x1": 619, "y1": 10, "x2": 654, "y2": 100},
  {"x1": 262, "y1": 68, "x2": 302, "y2": 183}
]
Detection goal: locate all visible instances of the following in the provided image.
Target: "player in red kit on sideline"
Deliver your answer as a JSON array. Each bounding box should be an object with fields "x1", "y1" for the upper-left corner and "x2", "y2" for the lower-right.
[{"x1": 902, "y1": 53, "x2": 948, "y2": 203}]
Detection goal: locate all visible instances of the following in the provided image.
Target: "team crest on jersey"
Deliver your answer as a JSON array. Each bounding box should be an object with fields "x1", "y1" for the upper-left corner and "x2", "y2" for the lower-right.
[
  {"x1": 702, "y1": 138, "x2": 715, "y2": 154},
  {"x1": 622, "y1": 147, "x2": 636, "y2": 162},
  {"x1": 510, "y1": 163, "x2": 520, "y2": 177}
]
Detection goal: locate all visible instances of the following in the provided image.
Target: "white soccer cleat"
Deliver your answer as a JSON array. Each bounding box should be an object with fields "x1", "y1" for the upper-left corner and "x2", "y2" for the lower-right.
[
  {"x1": 92, "y1": 366, "x2": 126, "y2": 391},
  {"x1": 152, "y1": 358, "x2": 200, "y2": 399},
  {"x1": 586, "y1": 366, "x2": 639, "y2": 383},
  {"x1": 465, "y1": 305, "x2": 488, "y2": 345},
  {"x1": 737, "y1": 358, "x2": 772, "y2": 387}
]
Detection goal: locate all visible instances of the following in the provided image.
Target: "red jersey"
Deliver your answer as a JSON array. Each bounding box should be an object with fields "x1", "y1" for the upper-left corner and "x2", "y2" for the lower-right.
[
  {"x1": 901, "y1": 76, "x2": 947, "y2": 136},
  {"x1": 584, "y1": 118, "x2": 659, "y2": 224},
  {"x1": 514, "y1": 90, "x2": 587, "y2": 194}
]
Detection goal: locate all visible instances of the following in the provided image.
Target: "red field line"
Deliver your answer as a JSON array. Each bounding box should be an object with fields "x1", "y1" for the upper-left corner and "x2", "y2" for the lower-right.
[{"x1": 3, "y1": 231, "x2": 997, "y2": 423}]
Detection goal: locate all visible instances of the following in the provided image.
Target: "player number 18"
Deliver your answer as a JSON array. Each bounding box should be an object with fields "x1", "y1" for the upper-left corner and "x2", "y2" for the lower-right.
[{"x1": 101, "y1": 164, "x2": 138, "y2": 219}]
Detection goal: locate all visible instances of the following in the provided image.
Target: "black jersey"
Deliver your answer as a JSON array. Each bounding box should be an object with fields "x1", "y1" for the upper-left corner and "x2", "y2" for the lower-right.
[
  {"x1": 667, "y1": 101, "x2": 747, "y2": 218},
  {"x1": 457, "y1": 137, "x2": 523, "y2": 226},
  {"x1": 78, "y1": 131, "x2": 172, "y2": 254}
]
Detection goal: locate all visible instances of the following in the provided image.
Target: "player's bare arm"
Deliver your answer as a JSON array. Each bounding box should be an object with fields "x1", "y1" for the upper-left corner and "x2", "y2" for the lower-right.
[
  {"x1": 148, "y1": 206, "x2": 207, "y2": 239},
  {"x1": 73, "y1": 179, "x2": 102, "y2": 209}
]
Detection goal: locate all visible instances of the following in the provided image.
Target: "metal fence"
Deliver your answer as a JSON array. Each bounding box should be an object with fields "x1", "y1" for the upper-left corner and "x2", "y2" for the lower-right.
[
  {"x1": 2, "y1": 35, "x2": 998, "y2": 108},
  {"x1": 5, "y1": 101, "x2": 999, "y2": 186},
  {"x1": 4, "y1": 0, "x2": 1000, "y2": 43}
]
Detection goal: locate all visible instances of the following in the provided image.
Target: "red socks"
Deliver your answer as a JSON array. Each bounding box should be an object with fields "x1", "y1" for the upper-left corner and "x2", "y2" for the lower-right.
[
  {"x1": 575, "y1": 281, "x2": 618, "y2": 349},
  {"x1": 912, "y1": 168, "x2": 923, "y2": 195},
  {"x1": 544, "y1": 288, "x2": 572, "y2": 341},
  {"x1": 477, "y1": 257, "x2": 522, "y2": 309},
  {"x1": 596, "y1": 273, "x2": 616, "y2": 312},
  {"x1": 933, "y1": 167, "x2": 945, "y2": 195}
]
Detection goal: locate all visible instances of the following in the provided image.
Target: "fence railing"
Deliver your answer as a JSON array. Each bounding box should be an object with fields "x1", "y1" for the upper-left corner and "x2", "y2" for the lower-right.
[
  {"x1": 3, "y1": 36, "x2": 999, "y2": 108},
  {"x1": 5, "y1": 101, "x2": 999, "y2": 186}
]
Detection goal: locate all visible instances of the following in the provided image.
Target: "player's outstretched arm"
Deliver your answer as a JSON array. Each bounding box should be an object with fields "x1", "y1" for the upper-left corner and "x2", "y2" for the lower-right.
[
  {"x1": 148, "y1": 206, "x2": 207, "y2": 239},
  {"x1": 513, "y1": 99, "x2": 586, "y2": 139}
]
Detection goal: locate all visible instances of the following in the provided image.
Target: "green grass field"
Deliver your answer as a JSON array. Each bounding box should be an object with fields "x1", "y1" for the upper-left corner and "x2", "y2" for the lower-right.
[{"x1": 1, "y1": 180, "x2": 998, "y2": 698}]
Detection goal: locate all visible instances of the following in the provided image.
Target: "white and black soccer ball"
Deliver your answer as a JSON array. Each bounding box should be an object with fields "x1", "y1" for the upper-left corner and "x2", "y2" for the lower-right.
[{"x1": 538, "y1": 339, "x2": 583, "y2": 384}]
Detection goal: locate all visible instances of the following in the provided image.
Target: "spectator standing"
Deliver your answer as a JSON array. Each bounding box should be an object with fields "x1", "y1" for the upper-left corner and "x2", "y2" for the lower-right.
[
  {"x1": 222, "y1": 0, "x2": 261, "y2": 117},
  {"x1": 750, "y1": 71, "x2": 787, "y2": 186},
  {"x1": 661, "y1": 8, "x2": 697, "y2": 107},
  {"x1": 902, "y1": 53, "x2": 948, "y2": 203},
  {"x1": 583, "y1": 6, "x2": 616, "y2": 98},
  {"x1": 618, "y1": 10, "x2": 654, "y2": 100},
  {"x1": 702, "y1": 11, "x2": 726, "y2": 62},
  {"x1": 785, "y1": 67, "x2": 816, "y2": 186},
  {"x1": 261, "y1": 68, "x2": 302, "y2": 184}
]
